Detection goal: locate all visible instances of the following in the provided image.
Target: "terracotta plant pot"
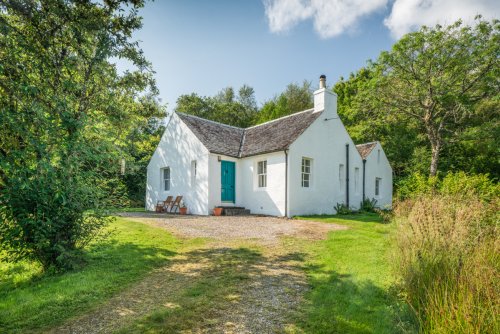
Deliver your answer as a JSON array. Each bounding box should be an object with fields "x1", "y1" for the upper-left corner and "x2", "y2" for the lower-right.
[
  {"x1": 213, "y1": 207, "x2": 223, "y2": 216},
  {"x1": 179, "y1": 207, "x2": 187, "y2": 215}
]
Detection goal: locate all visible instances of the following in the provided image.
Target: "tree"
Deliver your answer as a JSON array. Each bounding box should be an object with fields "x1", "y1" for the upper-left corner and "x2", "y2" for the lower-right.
[
  {"x1": 373, "y1": 18, "x2": 499, "y2": 176},
  {"x1": 0, "y1": 0, "x2": 162, "y2": 270},
  {"x1": 334, "y1": 66, "x2": 425, "y2": 178},
  {"x1": 256, "y1": 81, "x2": 313, "y2": 124},
  {"x1": 175, "y1": 85, "x2": 258, "y2": 128}
]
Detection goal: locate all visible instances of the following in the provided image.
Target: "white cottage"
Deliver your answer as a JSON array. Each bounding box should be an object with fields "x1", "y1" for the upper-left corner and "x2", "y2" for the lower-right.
[{"x1": 146, "y1": 76, "x2": 392, "y2": 216}]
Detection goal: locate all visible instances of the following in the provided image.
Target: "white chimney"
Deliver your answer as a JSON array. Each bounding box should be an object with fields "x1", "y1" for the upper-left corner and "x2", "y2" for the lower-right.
[{"x1": 313, "y1": 74, "x2": 337, "y2": 117}]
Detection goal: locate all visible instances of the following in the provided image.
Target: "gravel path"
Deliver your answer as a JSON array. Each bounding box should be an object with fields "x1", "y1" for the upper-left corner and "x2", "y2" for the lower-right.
[
  {"x1": 51, "y1": 214, "x2": 347, "y2": 333},
  {"x1": 119, "y1": 213, "x2": 347, "y2": 243}
]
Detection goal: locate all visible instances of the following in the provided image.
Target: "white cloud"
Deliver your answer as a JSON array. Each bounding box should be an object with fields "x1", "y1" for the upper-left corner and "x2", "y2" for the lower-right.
[
  {"x1": 264, "y1": 0, "x2": 500, "y2": 39},
  {"x1": 264, "y1": 0, "x2": 388, "y2": 39},
  {"x1": 385, "y1": 0, "x2": 500, "y2": 38}
]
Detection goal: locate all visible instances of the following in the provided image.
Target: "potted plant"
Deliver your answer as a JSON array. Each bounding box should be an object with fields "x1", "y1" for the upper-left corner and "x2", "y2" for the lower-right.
[
  {"x1": 213, "y1": 207, "x2": 223, "y2": 216},
  {"x1": 179, "y1": 201, "x2": 188, "y2": 215}
]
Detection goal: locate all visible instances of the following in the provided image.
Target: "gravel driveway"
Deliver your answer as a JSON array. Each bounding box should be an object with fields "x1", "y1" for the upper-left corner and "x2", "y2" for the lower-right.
[
  {"x1": 118, "y1": 212, "x2": 348, "y2": 244},
  {"x1": 54, "y1": 213, "x2": 347, "y2": 334}
]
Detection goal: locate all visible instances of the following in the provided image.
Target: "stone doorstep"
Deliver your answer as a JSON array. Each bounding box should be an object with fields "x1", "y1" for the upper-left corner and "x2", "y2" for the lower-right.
[{"x1": 217, "y1": 206, "x2": 251, "y2": 216}]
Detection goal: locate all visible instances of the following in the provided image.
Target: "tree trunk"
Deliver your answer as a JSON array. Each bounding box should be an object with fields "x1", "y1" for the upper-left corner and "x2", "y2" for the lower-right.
[
  {"x1": 425, "y1": 118, "x2": 442, "y2": 177},
  {"x1": 430, "y1": 142, "x2": 441, "y2": 176}
]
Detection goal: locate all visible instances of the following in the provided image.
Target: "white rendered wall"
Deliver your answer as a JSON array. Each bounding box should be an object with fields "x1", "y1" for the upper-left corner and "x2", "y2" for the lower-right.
[
  {"x1": 287, "y1": 90, "x2": 364, "y2": 216},
  {"x1": 207, "y1": 152, "x2": 286, "y2": 216},
  {"x1": 363, "y1": 142, "x2": 393, "y2": 209},
  {"x1": 238, "y1": 152, "x2": 286, "y2": 216},
  {"x1": 146, "y1": 113, "x2": 210, "y2": 215}
]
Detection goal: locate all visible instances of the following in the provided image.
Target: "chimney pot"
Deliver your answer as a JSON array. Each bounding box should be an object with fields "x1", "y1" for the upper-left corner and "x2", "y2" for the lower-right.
[{"x1": 319, "y1": 74, "x2": 326, "y2": 89}]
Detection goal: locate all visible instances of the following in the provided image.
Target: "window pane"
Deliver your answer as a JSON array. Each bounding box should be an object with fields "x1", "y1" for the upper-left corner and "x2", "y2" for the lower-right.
[
  {"x1": 375, "y1": 178, "x2": 380, "y2": 196},
  {"x1": 259, "y1": 174, "x2": 266, "y2": 187},
  {"x1": 301, "y1": 158, "x2": 311, "y2": 188},
  {"x1": 258, "y1": 161, "x2": 263, "y2": 174}
]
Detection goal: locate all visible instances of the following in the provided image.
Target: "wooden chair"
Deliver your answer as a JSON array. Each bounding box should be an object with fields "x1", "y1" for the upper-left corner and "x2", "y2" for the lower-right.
[
  {"x1": 156, "y1": 196, "x2": 173, "y2": 213},
  {"x1": 169, "y1": 196, "x2": 183, "y2": 213}
]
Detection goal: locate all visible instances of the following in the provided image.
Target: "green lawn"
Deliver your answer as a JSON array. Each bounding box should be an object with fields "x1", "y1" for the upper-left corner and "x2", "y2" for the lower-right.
[
  {"x1": 0, "y1": 212, "x2": 413, "y2": 333},
  {"x1": 0, "y1": 217, "x2": 180, "y2": 333},
  {"x1": 290, "y1": 213, "x2": 413, "y2": 334}
]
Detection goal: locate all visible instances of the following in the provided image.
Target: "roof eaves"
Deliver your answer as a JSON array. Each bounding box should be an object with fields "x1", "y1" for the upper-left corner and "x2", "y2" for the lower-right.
[{"x1": 176, "y1": 112, "x2": 244, "y2": 130}]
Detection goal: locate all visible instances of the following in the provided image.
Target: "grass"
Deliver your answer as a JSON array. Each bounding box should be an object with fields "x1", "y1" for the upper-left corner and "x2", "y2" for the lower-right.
[
  {"x1": 117, "y1": 245, "x2": 264, "y2": 333},
  {"x1": 0, "y1": 217, "x2": 180, "y2": 333},
  {"x1": 393, "y1": 195, "x2": 499, "y2": 333},
  {"x1": 110, "y1": 207, "x2": 147, "y2": 213},
  {"x1": 0, "y1": 212, "x2": 416, "y2": 333},
  {"x1": 289, "y1": 213, "x2": 413, "y2": 334}
]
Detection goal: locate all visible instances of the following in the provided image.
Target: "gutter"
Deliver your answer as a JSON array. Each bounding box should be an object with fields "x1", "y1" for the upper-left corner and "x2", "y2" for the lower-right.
[
  {"x1": 362, "y1": 159, "x2": 366, "y2": 201},
  {"x1": 284, "y1": 149, "x2": 289, "y2": 217},
  {"x1": 346, "y1": 144, "x2": 350, "y2": 207}
]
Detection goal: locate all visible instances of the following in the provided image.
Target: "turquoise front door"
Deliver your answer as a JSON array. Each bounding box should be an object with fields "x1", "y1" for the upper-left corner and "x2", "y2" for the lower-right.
[{"x1": 221, "y1": 161, "x2": 235, "y2": 202}]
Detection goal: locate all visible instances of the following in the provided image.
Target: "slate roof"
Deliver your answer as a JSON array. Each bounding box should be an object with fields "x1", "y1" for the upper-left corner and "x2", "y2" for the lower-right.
[
  {"x1": 177, "y1": 113, "x2": 244, "y2": 157},
  {"x1": 356, "y1": 142, "x2": 378, "y2": 159},
  {"x1": 176, "y1": 109, "x2": 322, "y2": 158}
]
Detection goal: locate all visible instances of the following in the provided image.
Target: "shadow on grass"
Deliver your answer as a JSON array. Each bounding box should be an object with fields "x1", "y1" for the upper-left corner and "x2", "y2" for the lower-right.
[
  {"x1": 0, "y1": 240, "x2": 178, "y2": 333},
  {"x1": 294, "y1": 264, "x2": 412, "y2": 334},
  {"x1": 117, "y1": 248, "x2": 309, "y2": 334}
]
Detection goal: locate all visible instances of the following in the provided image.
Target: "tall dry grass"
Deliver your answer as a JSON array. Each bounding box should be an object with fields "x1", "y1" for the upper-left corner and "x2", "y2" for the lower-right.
[{"x1": 393, "y1": 195, "x2": 499, "y2": 333}]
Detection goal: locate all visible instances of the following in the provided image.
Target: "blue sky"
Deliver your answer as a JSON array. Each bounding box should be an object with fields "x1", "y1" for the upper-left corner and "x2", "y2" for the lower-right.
[{"x1": 120, "y1": 0, "x2": 499, "y2": 109}]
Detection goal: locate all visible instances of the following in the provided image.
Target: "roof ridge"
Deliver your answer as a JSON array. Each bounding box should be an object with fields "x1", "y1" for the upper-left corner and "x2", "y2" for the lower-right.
[
  {"x1": 177, "y1": 108, "x2": 316, "y2": 131},
  {"x1": 245, "y1": 108, "x2": 314, "y2": 129},
  {"x1": 237, "y1": 130, "x2": 246, "y2": 158},
  {"x1": 176, "y1": 112, "x2": 244, "y2": 130}
]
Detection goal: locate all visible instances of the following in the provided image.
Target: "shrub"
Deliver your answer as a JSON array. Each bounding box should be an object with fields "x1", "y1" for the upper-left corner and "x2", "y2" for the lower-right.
[
  {"x1": 0, "y1": 166, "x2": 112, "y2": 271},
  {"x1": 396, "y1": 171, "x2": 499, "y2": 201},
  {"x1": 359, "y1": 198, "x2": 378, "y2": 213},
  {"x1": 334, "y1": 202, "x2": 353, "y2": 215},
  {"x1": 392, "y1": 194, "x2": 499, "y2": 333}
]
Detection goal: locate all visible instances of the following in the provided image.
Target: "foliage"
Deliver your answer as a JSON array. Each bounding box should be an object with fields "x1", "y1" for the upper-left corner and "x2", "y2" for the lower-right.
[
  {"x1": 175, "y1": 85, "x2": 258, "y2": 128},
  {"x1": 333, "y1": 202, "x2": 353, "y2": 215},
  {"x1": 334, "y1": 66, "x2": 425, "y2": 178},
  {"x1": 0, "y1": 218, "x2": 179, "y2": 332},
  {"x1": 359, "y1": 198, "x2": 378, "y2": 213},
  {"x1": 256, "y1": 80, "x2": 313, "y2": 124},
  {"x1": 374, "y1": 18, "x2": 499, "y2": 176},
  {"x1": 392, "y1": 195, "x2": 499, "y2": 333},
  {"x1": 335, "y1": 18, "x2": 500, "y2": 178},
  {"x1": 0, "y1": 0, "x2": 163, "y2": 270},
  {"x1": 120, "y1": 118, "x2": 165, "y2": 206},
  {"x1": 396, "y1": 171, "x2": 499, "y2": 201}
]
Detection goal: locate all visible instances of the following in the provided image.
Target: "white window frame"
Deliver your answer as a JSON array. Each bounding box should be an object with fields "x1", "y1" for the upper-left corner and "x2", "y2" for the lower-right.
[
  {"x1": 301, "y1": 158, "x2": 312, "y2": 188},
  {"x1": 339, "y1": 164, "x2": 345, "y2": 193},
  {"x1": 257, "y1": 160, "x2": 267, "y2": 188},
  {"x1": 162, "y1": 167, "x2": 171, "y2": 191},
  {"x1": 375, "y1": 177, "x2": 382, "y2": 197}
]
